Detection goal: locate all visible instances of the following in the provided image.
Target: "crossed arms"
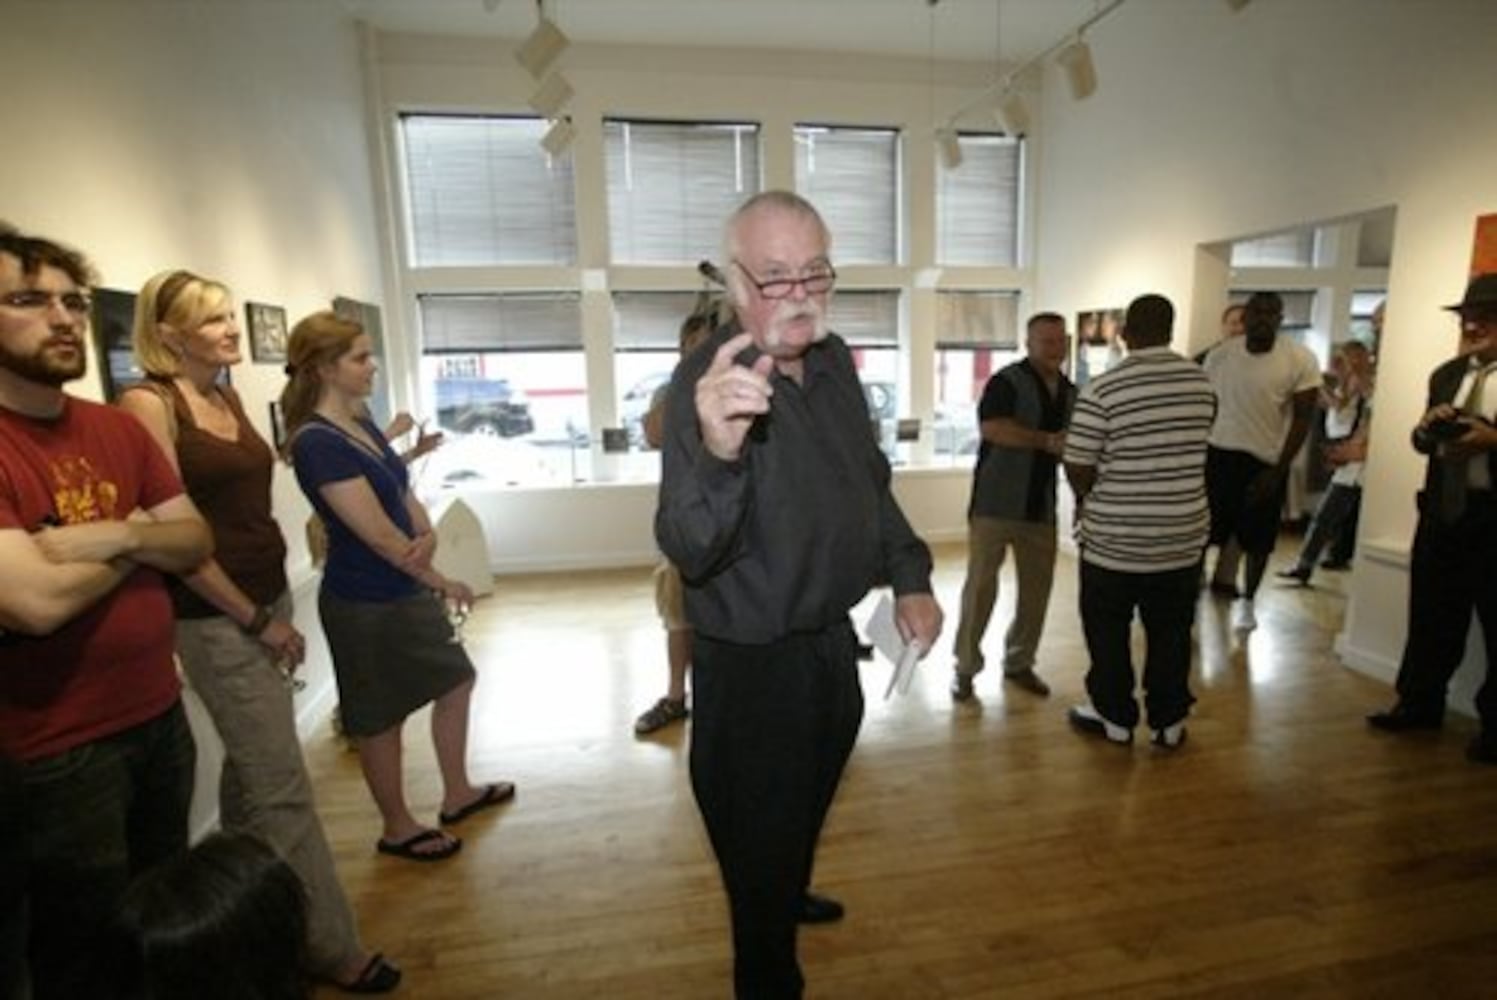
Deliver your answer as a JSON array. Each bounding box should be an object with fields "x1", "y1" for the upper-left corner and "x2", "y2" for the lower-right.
[{"x1": 0, "y1": 494, "x2": 211, "y2": 635}]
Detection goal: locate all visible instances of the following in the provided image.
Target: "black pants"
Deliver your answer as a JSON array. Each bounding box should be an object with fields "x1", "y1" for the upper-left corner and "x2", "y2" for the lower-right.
[
  {"x1": 1079, "y1": 561, "x2": 1200, "y2": 730},
  {"x1": 1394, "y1": 492, "x2": 1497, "y2": 729},
  {"x1": 690, "y1": 622, "x2": 863, "y2": 1000}
]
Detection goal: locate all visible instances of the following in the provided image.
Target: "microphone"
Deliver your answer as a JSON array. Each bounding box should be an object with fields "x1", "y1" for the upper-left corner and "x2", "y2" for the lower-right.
[{"x1": 697, "y1": 260, "x2": 727, "y2": 286}]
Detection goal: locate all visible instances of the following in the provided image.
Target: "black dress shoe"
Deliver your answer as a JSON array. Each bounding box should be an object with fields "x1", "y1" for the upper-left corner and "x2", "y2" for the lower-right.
[
  {"x1": 1275, "y1": 565, "x2": 1311, "y2": 586},
  {"x1": 798, "y1": 891, "x2": 845, "y2": 924},
  {"x1": 1366, "y1": 703, "x2": 1443, "y2": 732},
  {"x1": 1467, "y1": 733, "x2": 1497, "y2": 765}
]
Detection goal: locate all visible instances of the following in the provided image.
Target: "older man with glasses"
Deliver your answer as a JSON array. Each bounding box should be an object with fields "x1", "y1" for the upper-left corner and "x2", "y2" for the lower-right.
[
  {"x1": 656, "y1": 191, "x2": 942, "y2": 999},
  {"x1": 0, "y1": 223, "x2": 211, "y2": 998},
  {"x1": 1368, "y1": 273, "x2": 1497, "y2": 764}
]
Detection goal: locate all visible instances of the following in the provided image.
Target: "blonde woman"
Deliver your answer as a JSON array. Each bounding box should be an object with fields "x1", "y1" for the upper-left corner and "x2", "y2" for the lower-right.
[
  {"x1": 120, "y1": 271, "x2": 399, "y2": 993},
  {"x1": 280, "y1": 311, "x2": 511, "y2": 864}
]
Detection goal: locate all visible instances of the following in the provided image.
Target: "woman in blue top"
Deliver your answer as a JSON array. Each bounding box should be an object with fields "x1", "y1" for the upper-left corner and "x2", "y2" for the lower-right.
[{"x1": 282, "y1": 311, "x2": 512, "y2": 863}]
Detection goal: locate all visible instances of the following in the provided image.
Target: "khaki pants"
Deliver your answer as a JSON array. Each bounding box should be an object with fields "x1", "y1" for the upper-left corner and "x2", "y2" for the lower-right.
[
  {"x1": 176, "y1": 592, "x2": 361, "y2": 978},
  {"x1": 952, "y1": 516, "x2": 1058, "y2": 677}
]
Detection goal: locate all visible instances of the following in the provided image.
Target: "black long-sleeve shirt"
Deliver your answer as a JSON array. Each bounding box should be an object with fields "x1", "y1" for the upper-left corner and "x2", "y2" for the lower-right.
[{"x1": 655, "y1": 325, "x2": 934, "y2": 645}]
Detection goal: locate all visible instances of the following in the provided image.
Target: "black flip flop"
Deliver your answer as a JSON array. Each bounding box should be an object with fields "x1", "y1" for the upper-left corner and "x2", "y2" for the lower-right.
[
  {"x1": 375, "y1": 828, "x2": 462, "y2": 862},
  {"x1": 439, "y1": 781, "x2": 517, "y2": 825},
  {"x1": 336, "y1": 952, "x2": 402, "y2": 994}
]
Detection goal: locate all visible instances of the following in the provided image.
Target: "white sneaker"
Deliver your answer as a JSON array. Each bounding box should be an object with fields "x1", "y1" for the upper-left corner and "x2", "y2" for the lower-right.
[
  {"x1": 1230, "y1": 598, "x2": 1257, "y2": 632},
  {"x1": 1067, "y1": 704, "x2": 1133, "y2": 744}
]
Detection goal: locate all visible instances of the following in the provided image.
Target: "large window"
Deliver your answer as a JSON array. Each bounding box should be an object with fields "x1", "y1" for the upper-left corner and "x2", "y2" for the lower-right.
[
  {"x1": 611, "y1": 291, "x2": 705, "y2": 481},
  {"x1": 605, "y1": 120, "x2": 760, "y2": 264},
  {"x1": 1230, "y1": 230, "x2": 1317, "y2": 268},
  {"x1": 934, "y1": 291, "x2": 1021, "y2": 461},
  {"x1": 416, "y1": 293, "x2": 590, "y2": 488},
  {"x1": 400, "y1": 115, "x2": 576, "y2": 267},
  {"x1": 936, "y1": 133, "x2": 1023, "y2": 266},
  {"x1": 793, "y1": 125, "x2": 901, "y2": 264},
  {"x1": 828, "y1": 290, "x2": 901, "y2": 453}
]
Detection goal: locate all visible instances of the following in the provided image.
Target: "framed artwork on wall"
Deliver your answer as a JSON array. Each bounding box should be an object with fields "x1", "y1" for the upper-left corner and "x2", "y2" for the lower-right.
[
  {"x1": 1073, "y1": 307, "x2": 1125, "y2": 386},
  {"x1": 91, "y1": 288, "x2": 142, "y2": 402},
  {"x1": 332, "y1": 296, "x2": 390, "y2": 424},
  {"x1": 1472, "y1": 212, "x2": 1497, "y2": 275},
  {"x1": 245, "y1": 301, "x2": 289, "y2": 364}
]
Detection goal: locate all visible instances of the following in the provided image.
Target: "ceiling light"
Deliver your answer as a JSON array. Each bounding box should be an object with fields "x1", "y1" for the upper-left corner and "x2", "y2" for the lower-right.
[
  {"x1": 541, "y1": 117, "x2": 575, "y2": 157},
  {"x1": 1224, "y1": 0, "x2": 1252, "y2": 9},
  {"x1": 527, "y1": 72, "x2": 573, "y2": 118},
  {"x1": 1057, "y1": 38, "x2": 1097, "y2": 100},
  {"x1": 936, "y1": 128, "x2": 963, "y2": 170},
  {"x1": 515, "y1": 14, "x2": 568, "y2": 78},
  {"x1": 997, "y1": 92, "x2": 1030, "y2": 136}
]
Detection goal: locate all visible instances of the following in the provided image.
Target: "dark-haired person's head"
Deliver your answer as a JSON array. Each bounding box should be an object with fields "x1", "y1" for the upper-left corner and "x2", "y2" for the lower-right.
[
  {"x1": 0, "y1": 224, "x2": 97, "y2": 388},
  {"x1": 1123, "y1": 294, "x2": 1174, "y2": 349},
  {"x1": 1242, "y1": 291, "x2": 1284, "y2": 353},
  {"x1": 110, "y1": 832, "x2": 309, "y2": 1000},
  {"x1": 1025, "y1": 312, "x2": 1068, "y2": 375}
]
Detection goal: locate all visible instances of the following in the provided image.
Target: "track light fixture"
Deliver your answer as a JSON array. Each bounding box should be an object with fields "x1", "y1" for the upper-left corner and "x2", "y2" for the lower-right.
[
  {"x1": 527, "y1": 72, "x2": 574, "y2": 118},
  {"x1": 541, "y1": 116, "x2": 575, "y2": 157},
  {"x1": 1057, "y1": 38, "x2": 1097, "y2": 101},
  {"x1": 515, "y1": 6, "x2": 569, "y2": 79},
  {"x1": 936, "y1": 128, "x2": 963, "y2": 169},
  {"x1": 940, "y1": 0, "x2": 1124, "y2": 138},
  {"x1": 997, "y1": 91, "x2": 1030, "y2": 136}
]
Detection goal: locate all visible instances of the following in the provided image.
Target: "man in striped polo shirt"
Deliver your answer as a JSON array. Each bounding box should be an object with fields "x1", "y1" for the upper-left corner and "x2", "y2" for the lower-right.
[{"x1": 1062, "y1": 294, "x2": 1218, "y2": 748}]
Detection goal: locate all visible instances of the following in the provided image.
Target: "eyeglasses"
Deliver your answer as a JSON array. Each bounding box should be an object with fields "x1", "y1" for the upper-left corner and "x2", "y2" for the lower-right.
[
  {"x1": 1, "y1": 290, "x2": 92, "y2": 315},
  {"x1": 733, "y1": 260, "x2": 836, "y2": 300}
]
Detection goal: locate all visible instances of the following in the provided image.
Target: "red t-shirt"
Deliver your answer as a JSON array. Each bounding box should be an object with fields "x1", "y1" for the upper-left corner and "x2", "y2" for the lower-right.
[{"x1": 0, "y1": 397, "x2": 184, "y2": 761}]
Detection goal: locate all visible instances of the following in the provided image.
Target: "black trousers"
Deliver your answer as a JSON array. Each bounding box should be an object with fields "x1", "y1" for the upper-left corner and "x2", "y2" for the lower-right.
[
  {"x1": 1394, "y1": 491, "x2": 1497, "y2": 729},
  {"x1": 690, "y1": 622, "x2": 863, "y2": 1000},
  {"x1": 1079, "y1": 561, "x2": 1200, "y2": 730}
]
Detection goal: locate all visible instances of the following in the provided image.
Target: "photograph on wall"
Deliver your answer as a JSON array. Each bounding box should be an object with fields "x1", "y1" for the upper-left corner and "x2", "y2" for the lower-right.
[
  {"x1": 91, "y1": 288, "x2": 143, "y2": 402},
  {"x1": 332, "y1": 296, "x2": 391, "y2": 425},
  {"x1": 1472, "y1": 212, "x2": 1497, "y2": 275},
  {"x1": 245, "y1": 301, "x2": 289, "y2": 364},
  {"x1": 1073, "y1": 307, "x2": 1125, "y2": 386}
]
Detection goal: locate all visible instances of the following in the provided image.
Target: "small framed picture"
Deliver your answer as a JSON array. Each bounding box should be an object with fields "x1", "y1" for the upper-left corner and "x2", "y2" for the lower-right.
[
  {"x1": 245, "y1": 301, "x2": 289, "y2": 364},
  {"x1": 91, "y1": 288, "x2": 142, "y2": 401},
  {"x1": 268, "y1": 400, "x2": 288, "y2": 452}
]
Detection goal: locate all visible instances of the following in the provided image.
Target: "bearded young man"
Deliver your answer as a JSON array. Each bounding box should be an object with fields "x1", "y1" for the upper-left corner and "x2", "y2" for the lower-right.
[{"x1": 0, "y1": 224, "x2": 211, "y2": 999}]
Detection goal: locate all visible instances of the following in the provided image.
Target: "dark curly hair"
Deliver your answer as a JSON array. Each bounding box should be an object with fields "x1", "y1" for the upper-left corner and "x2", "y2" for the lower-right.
[{"x1": 0, "y1": 221, "x2": 96, "y2": 287}]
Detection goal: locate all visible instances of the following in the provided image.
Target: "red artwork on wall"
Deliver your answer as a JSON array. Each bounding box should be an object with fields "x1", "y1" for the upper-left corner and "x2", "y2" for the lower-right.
[{"x1": 1472, "y1": 213, "x2": 1497, "y2": 275}]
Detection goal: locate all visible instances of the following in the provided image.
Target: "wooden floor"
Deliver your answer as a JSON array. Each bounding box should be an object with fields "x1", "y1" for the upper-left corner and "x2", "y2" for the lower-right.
[{"x1": 306, "y1": 540, "x2": 1497, "y2": 999}]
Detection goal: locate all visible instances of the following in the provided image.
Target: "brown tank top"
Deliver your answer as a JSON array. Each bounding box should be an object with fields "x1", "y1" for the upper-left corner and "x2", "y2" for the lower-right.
[{"x1": 147, "y1": 377, "x2": 289, "y2": 619}]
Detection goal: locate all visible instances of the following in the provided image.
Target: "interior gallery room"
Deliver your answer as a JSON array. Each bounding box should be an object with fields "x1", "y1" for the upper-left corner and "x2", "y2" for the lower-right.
[{"x1": 3, "y1": 0, "x2": 1496, "y2": 996}]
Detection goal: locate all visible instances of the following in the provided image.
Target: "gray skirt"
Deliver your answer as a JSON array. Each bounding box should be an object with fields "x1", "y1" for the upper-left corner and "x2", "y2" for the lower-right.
[{"x1": 318, "y1": 587, "x2": 476, "y2": 737}]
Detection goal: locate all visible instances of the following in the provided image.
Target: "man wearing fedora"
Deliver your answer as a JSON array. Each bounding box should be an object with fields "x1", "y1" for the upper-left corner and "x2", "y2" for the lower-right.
[{"x1": 1368, "y1": 273, "x2": 1497, "y2": 763}]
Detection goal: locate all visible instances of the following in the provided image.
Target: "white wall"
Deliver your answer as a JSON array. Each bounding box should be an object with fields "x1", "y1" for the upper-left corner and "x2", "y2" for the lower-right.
[
  {"x1": 0, "y1": 0, "x2": 386, "y2": 830},
  {"x1": 1029, "y1": 0, "x2": 1497, "y2": 702}
]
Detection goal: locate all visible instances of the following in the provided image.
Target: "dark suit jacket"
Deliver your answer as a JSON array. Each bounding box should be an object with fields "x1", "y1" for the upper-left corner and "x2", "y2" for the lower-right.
[{"x1": 1412, "y1": 354, "x2": 1497, "y2": 506}]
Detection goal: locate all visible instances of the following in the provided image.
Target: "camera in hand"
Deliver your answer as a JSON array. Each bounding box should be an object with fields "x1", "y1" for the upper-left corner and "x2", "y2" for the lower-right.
[{"x1": 1425, "y1": 417, "x2": 1472, "y2": 442}]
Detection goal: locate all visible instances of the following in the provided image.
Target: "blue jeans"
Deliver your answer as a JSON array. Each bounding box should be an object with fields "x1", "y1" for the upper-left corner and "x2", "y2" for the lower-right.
[{"x1": 20, "y1": 701, "x2": 195, "y2": 1000}]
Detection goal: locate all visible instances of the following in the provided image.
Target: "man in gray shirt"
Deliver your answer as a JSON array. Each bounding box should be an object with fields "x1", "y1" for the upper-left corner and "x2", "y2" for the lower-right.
[
  {"x1": 656, "y1": 191, "x2": 942, "y2": 999},
  {"x1": 951, "y1": 313, "x2": 1075, "y2": 702}
]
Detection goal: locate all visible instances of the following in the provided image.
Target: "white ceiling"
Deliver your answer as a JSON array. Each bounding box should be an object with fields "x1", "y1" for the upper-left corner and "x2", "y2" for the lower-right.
[{"x1": 344, "y1": 0, "x2": 1105, "y2": 64}]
